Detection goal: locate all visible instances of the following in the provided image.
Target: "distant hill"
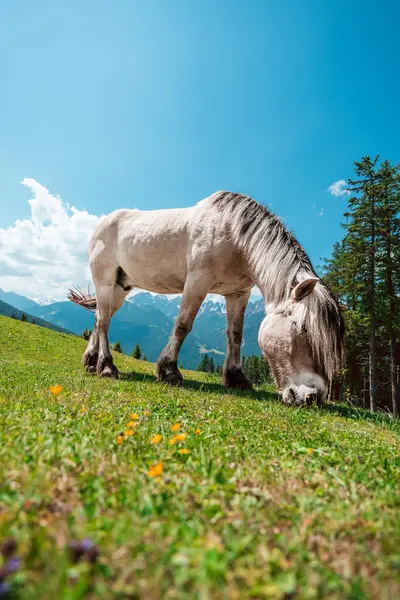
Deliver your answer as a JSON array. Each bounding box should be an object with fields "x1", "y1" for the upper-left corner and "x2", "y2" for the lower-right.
[
  {"x1": 0, "y1": 299, "x2": 73, "y2": 336},
  {"x1": 0, "y1": 288, "x2": 265, "y2": 368},
  {"x1": 0, "y1": 289, "x2": 39, "y2": 312}
]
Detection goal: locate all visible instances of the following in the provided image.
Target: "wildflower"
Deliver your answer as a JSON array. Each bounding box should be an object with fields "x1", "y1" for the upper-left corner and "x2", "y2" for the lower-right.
[
  {"x1": 178, "y1": 448, "x2": 190, "y2": 455},
  {"x1": 69, "y1": 538, "x2": 99, "y2": 564},
  {"x1": 117, "y1": 435, "x2": 124, "y2": 444},
  {"x1": 144, "y1": 410, "x2": 151, "y2": 416},
  {"x1": 50, "y1": 385, "x2": 62, "y2": 395},
  {"x1": 81, "y1": 407, "x2": 87, "y2": 413},
  {"x1": 0, "y1": 557, "x2": 21, "y2": 580},
  {"x1": 171, "y1": 423, "x2": 181, "y2": 432},
  {"x1": 169, "y1": 436, "x2": 178, "y2": 445},
  {"x1": 176, "y1": 433, "x2": 187, "y2": 442},
  {"x1": 148, "y1": 462, "x2": 163, "y2": 477},
  {"x1": 126, "y1": 421, "x2": 136, "y2": 428},
  {"x1": 124, "y1": 429, "x2": 134, "y2": 437},
  {"x1": 151, "y1": 434, "x2": 162, "y2": 445},
  {"x1": 130, "y1": 413, "x2": 140, "y2": 420},
  {"x1": 306, "y1": 448, "x2": 314, "y2": 455},
  {"x1": 195, "y1": 428, "x2": 201, "y2": 435}
]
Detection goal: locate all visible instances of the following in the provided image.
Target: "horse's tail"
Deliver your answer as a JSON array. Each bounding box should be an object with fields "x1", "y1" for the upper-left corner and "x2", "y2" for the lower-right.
[{"x1": 67, "y1": 287, "x2": 97, "y2": 311}]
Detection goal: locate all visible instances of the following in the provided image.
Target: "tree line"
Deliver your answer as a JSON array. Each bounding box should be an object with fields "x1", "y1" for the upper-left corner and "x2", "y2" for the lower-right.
[
  {"x1": 322, "y1": 156, "x2": 400, "y2": 417},
  {"x1": 11, "y1": 312, "x2": 36, "y2": 324},
  {"x1": 198, "y1": 353, "x2": 271, "y2": 385},
  {"x1": 82, "y1": 330, "x2": 147, "y2": 361}
]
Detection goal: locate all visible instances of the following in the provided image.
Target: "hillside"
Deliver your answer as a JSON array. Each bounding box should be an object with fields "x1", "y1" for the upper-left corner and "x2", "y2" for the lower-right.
[
  {"x1": 0, "y1": 299, "x2": 73, "y2": 335},
  {"x1": 0, "y1": 316, "x2": 399, "y2": 599},
  {"x1": 7, "y1": 288, "x2": 265, "y2": 368}
]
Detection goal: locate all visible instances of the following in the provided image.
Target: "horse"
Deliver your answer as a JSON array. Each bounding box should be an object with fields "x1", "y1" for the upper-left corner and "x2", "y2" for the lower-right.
[{"x1": 68, "y1": 191, "x2": 345, "y2": 406}]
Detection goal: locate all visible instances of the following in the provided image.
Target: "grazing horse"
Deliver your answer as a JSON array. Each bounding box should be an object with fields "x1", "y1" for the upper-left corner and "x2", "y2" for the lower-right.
[{"x1": 68, "y1": 191, "x2": 345, "y2": 406}]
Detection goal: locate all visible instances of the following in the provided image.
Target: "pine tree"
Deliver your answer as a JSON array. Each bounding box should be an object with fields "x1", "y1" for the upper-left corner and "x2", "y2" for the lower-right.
[
  {"x1": 376, "y1": 160, "x2": 400, "y2": 416},
  {"x1": 322, "y1": 156, "x2": 400, "y2": 415},
  {"x1": 21, "y1": 313, "x2": 28, "y2": 322},
  {"x1": 346, "y1": 156, "x2": 381, "y2": 411},
  {"x1": 113, "y1": 341, "x2": 123, "y2": 353},
  {"x1": 143, "y1": 355, "x2": 148, "y2": 361},
  {"x1": 198, "y1": 354, "x2": 211, "y2": 372},
  {"x1": 132, "y1": 344, "x2": 142, "y2": 359},
  {"x1": 209, "y1": 357, "x2": 215, "y2": 373},
  {"x1": 32, "y1": 318, "x2": 36, "y2": 325}
]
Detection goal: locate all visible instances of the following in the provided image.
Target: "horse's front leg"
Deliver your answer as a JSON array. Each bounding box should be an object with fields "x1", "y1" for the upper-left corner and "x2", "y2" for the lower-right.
[
  {"x1": 222, "y1": 290, "x2": 253, "y2": 389},
  {"x1": 156, "y1": 273, "x2": 210, "y2": 385}
]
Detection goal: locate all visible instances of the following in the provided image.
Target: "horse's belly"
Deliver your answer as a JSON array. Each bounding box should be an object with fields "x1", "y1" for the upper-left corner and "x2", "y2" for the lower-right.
[{"x1": 118, "y1": 244, "x2": 188, "y2": 294}]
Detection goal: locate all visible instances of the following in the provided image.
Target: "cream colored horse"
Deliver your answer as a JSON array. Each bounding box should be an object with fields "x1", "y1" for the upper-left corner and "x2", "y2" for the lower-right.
[{"x1": 69, "y1": 191, "x2": 344, "y2": 406}]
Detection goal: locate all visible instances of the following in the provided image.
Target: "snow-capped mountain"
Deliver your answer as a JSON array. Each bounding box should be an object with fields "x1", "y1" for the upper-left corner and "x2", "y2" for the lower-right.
[{"x1": 1, "y1": 289, "x2": 265, "y2": 369}]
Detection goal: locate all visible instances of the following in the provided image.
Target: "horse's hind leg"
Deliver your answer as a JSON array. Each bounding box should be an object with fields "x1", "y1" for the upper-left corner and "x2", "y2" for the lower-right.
[
  {"x1": 83, "y1": 319, "x2": 99, "y2": 373},
  {"x1": 223, "y1": 290, "x2": 253, "y2": 389},
  {"x1": 156, "y1": 272, "x2": 211, "y2": 385},
  {"x1": 95, "y1": 279, "x2": 129, "y2": 378}
]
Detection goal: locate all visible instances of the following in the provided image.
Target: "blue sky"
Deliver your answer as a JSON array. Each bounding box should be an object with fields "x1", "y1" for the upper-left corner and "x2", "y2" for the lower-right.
[{"x1": 0, "y1": 0, "x2": 399, "y2": 300}]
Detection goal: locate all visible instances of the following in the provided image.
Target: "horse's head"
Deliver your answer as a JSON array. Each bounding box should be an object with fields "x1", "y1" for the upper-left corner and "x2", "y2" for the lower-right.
[{"x1": 258, "y1": 277, "x2": 343, "y2": 407}]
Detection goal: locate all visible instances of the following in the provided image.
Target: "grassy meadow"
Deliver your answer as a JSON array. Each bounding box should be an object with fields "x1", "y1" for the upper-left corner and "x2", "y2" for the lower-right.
[{"x1": 0, "y1": 316, "x2": 399, "y2": 599}]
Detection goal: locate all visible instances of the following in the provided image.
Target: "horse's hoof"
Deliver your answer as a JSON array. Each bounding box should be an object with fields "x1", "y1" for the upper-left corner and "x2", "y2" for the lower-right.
[
  {"x1": 223, "y1": 368, "x2": 253, "y2": 390},
  {"x1": 99, "y1": 365, "x2": 119, "y2": 379},
  {"x1": 83, "y1": 353, "x2": 98, "y2": 373},
  {"x1": 159, "y1": 371, "x2": 183, "y2": 386}
]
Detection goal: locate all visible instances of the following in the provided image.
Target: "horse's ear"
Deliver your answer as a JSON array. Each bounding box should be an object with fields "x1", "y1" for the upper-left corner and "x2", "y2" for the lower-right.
[{"x1": 291, "y1": 277, "x2": 319, "y2": 301}]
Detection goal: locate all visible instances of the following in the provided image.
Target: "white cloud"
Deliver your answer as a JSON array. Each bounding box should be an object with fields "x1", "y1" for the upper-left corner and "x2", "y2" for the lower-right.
[
  {"x1": 0, "y1": 179, "x2": 101, "y2": 302},
  {"x1": 318, "y1": 208, "x2": 324, "y2": 217},
  {"x1": 328, "y1": 179, "x2": 350, "y2": 198}
]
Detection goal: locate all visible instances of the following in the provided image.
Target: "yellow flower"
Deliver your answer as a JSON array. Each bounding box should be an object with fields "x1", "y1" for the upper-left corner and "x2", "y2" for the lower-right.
[
  {"x1": 144, "y1": 410, "x2": 151, "y2": 417},
  {"x1": 117, "y1": 435, "x2": 124, "y2": 445},
  {"x1": 151, "y1": 434, "x2": 162, "y2": 445},
  {"x1": 306, "y1": 448, "x2": 314, "y2": 455},
  {"x1": 81, "y1": 407, "x2": 87, "y2": 413},
  {"x1": 169, "y1": 436, "x2": 178, "y2": 445},
  {"x1": 127, "y1": 421, "x2": 136, "y2": 428},
  {"x1": 178, "y1": 448, "x2": 190, "y2": 455},
  {"x1": 148, "y1": 462, "x2": 163, "y2": 477},
  {"x1": 195, "y1": 428, "x2": 201, "y2": 435},
  {"x1": 50, "y1": 385, "x2": 62, "y2": 395},
  {"x1": 171, "y1": 423, "x2": 181, "y2": 432},
  {"x1": 124, "y1": 429, "x2": 135, "y2": 437},
  {"x1": 130, "y1": 413, "x2": 140, "y2": 420},
  {"x1": 176, "y1": 432, "x2": 187, "y2": 442}
]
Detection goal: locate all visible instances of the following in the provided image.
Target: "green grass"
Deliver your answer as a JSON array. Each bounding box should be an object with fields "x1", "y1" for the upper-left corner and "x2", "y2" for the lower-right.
[{"x1": 0, "y1": 316, "x2": 399, "y2": 599}]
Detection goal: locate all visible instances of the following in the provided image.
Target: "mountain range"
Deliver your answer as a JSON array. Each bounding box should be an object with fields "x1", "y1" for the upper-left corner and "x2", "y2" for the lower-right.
[
  {"x1": 0, "y1": 288, "x2": 265, "y2": 369},
  {"x1": 0, "y1": 298, "x2": 73, "y2": 336}
]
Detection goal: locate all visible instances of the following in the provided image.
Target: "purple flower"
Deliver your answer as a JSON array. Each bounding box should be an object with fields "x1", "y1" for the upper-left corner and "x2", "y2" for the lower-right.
[
  {"x1": 69, "y1": 538, "x2": 99, "y2": 564},
  {"x1": 5, "y1": 559, "x2": 20, "y2": 575},
  {"x1": 80, "y1": 538, "x2": 94, "y2": 552}
]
